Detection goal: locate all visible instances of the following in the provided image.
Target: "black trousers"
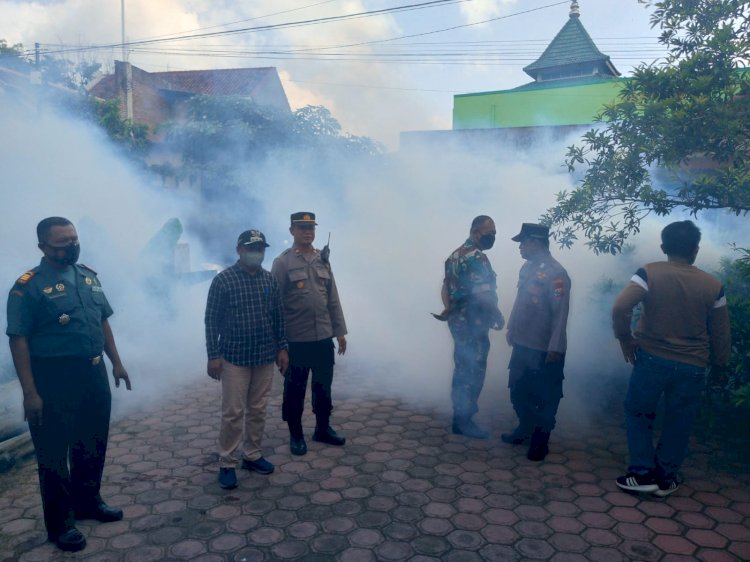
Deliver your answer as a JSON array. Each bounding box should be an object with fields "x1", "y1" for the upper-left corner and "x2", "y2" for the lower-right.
[
  {"x1": 508, "y1": 345, "x2": 565, "y2": 433},
  {"x1": 29, "y1": 356, "x2": 112, "y2": 536},
  {"x1": 282, "y1": 339, "x2": 335, "y2": 436}
]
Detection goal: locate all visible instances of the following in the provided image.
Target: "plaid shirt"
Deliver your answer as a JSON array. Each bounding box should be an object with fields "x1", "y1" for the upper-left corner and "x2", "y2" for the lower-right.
[{"x1": 205, "y1": 263, "x2": 287, "y2": 366}]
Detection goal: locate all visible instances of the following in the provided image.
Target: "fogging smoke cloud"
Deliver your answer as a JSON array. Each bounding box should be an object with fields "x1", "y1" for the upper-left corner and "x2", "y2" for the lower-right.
[
  {"x1": 2, "y1": 86, "x2": 747, "y2": 433},
  {"x1": 0, "y1": 90, "x2": 211, "y2": 417}
]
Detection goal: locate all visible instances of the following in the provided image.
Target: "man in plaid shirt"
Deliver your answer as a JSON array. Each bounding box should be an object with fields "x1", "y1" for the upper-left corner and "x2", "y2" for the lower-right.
[{"x1": 205, "y1": 229, "x2": 289, "y2": 489}]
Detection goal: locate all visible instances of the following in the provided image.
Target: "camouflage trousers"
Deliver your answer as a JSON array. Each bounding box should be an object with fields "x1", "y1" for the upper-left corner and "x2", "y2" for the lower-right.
[{"x1": 449, "y1": 317, "x2": 490, "y2": 420}]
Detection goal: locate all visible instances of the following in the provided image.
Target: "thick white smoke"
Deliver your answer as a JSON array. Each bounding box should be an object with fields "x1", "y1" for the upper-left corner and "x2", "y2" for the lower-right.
[
  {"x1": 0, "y1": 91, "x2": 212, "y2": 422},
  {"x1": 1, "y1": 85, "x2": 746, "y2": 436}
]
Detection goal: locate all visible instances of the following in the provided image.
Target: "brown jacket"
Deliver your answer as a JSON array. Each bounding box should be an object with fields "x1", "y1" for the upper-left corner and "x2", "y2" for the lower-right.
[
  {"x1": 612, "y1": 261, "x2": 731, "y2": 367},
  {"x1": 271, "y1": 247, "x2": 347, "y2": 343}
]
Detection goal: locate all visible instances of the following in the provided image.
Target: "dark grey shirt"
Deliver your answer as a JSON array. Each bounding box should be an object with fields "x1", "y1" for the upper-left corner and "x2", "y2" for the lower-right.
[{"x1": 507, "y1": 253, "x2": 570, "y2": 354}]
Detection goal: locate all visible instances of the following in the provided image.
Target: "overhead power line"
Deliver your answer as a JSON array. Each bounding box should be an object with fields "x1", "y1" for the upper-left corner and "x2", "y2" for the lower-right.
[{"x1": 31, "y1": 0, "x2": 469, "y2": 57}]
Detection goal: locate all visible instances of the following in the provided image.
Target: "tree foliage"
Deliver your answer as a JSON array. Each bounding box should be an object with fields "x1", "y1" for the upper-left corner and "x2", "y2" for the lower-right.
[
  {"x1": 543, "y1": 0, "x2": 750, "y2": 254},
  {"x1": 1, "y1": 38, "x2": 146, "y2": 155},
  {"x1": 0, "y1": 39, "x2": 100, "y2": 90},
  {"x1": 161, "y1": 96, "x2": 383, "y2": 193},
  {"x1": 716, "y1": 247, "x2": 750, "y2": 400}
]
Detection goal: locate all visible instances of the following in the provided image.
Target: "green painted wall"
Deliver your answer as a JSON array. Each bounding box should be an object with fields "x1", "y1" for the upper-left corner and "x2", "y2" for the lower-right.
[{"x1": 453, "y1": 79, "x2": 625, "y2": 130}]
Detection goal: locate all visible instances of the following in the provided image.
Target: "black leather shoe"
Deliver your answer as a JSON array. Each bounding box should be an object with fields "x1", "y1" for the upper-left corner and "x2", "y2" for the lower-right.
[
  {"x1": 312, "y1": 426, "x2": 346, "y2": 446},
  {"x1": 75, "y1": 501, "x2": 123, "y2": 522},
  {"x1": 290, "y1": 435, "x2": 307, "y2": 456},
  {"x1": 48, "y1": 527, "x2": 87, "y2": 552}
]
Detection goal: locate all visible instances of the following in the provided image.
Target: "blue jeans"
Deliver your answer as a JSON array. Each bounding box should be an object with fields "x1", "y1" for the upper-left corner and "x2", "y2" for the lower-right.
[{"x1": 624, "y1": 350, "x2": 706, "y2": 481}]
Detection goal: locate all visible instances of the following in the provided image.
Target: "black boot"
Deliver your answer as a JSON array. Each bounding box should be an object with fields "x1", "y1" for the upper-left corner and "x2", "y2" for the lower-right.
[
  {"x1": 288, "y1": 421, "x2": 307, "y2": 456},
  {"x1": 452, "y1": 416, "x2": 489, "y2": 439},
  {"x1": 313, "y1": 426, "x2": 346, "y2": 446},
  {"x1": 527, "y1": 429, "x2": 550, "y2": 461},
  {"x1": 501, "y1": 424, "x2": 532, "y2": 445}
]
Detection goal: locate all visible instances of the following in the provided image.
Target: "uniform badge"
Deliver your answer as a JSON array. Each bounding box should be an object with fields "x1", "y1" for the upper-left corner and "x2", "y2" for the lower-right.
[
  {"x1": 43, "y1": 287, "x2": 53, "y2": 294},
  {"x1": 553, "y1": 279, "x2": 566, "y2": 298},
  {"x1": 58, "y1": 313, "x2": 70, "y2": 325},
  {"x1": 17, "y1": 271, "x2": 35, "y2": 284},
  {"x1": 85, "y1": 277, "x2": 92, "y2": 285},
  {"x1": 55, "y1": 283, "x2": 65, "y2": 291},
  {"x1": 297, "y1": 281, "x2": 305, "y2": 289}
]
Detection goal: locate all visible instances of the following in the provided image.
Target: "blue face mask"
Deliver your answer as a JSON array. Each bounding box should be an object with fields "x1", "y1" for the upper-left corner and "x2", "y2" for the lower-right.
[{"x1": 240, "y1": 251, "x2": 264, "y2": 268}]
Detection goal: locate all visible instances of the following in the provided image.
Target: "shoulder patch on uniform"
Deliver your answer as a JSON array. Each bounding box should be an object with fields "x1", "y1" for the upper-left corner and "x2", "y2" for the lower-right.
[
  {"x1": 553, "y1": 278, "x2": 566, "y2": 298},
  {"x1": 15, "y1": 270, "x2": 35, "y2": 285},
  {"x1": 78, "y1": 263, "x2": 98, "y2": 274}
]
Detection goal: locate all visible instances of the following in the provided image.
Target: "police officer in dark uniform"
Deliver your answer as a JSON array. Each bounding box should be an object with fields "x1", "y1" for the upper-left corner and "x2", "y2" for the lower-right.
[
  {"x1": 504, "y1": 223, "x2": 571, "y2": 462},
  {"x1": 6, "y1": 217, "x2": 131, "y2": 552}
]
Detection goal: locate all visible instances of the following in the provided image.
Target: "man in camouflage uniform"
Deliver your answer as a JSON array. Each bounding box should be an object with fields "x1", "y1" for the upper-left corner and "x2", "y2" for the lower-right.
[
  {"x1": 440, "y1": 215, "x2": 504, "y2": 439},
  {"x1": 504, "y1": 223, "x2": 571, "y2": 461}
]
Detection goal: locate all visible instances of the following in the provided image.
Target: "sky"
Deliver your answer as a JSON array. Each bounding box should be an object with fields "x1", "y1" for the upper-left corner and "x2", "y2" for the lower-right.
[{"x1": 0, "y1": 0, "x2": 668, "y2": 148}]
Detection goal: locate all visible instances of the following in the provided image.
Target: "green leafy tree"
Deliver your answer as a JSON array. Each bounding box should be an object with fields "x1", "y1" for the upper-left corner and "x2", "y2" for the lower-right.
[
  {"x1": 543, "y1": 0, "x2": 750, "y2": 254},
  {"x1": 90, "y1": 98, "x2": 150, "y2": 156},
  {"x1": 0, "y1": 39, "x2": 28, "y2": 71},
  {"x1": 716, "y1": 247, "x2": 750, "y2": 399},
  {"x1": 162, "y1": 98, "x2": 383, "y2": 193}
]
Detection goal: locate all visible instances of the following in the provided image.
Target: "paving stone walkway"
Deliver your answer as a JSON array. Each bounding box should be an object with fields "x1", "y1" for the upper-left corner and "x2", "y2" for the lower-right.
[{"x1": 1, "y1": 367, "x2": 749, "y2": 561}]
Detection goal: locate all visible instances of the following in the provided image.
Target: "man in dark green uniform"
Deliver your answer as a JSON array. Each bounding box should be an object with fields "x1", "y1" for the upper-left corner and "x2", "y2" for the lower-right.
[{"x1": 6, "y1": 217, "x2": 132, "y2": 552}]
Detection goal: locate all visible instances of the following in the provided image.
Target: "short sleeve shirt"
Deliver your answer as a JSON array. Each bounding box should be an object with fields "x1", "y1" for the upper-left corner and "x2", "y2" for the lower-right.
[
  {"x1": 444, "y1": 238, "x2": 498, "y2": 320},
  {"x1": 271, "y1": 248, "x2": 347, "y2": 343},
  {"x1": 6, "y1": 259, "x2": 113, "y2": 358},
  {"x1": 506, "y1": 253, "x2": 570, "y2": 353}
]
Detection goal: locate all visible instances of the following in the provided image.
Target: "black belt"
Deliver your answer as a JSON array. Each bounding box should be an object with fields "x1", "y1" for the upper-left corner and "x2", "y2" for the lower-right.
[{"x1": 32, "y1": 354, "x2": 102, "y2": 365}]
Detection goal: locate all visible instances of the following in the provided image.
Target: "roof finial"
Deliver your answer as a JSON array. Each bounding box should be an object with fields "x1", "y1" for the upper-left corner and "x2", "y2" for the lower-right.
[{"x1": 570, "y1": 0, "x2": 580, "y2": 18}]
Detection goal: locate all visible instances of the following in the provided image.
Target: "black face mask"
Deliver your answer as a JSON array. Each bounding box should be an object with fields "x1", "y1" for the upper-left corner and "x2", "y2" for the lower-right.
[
  {"x1": 48, "y1": 243, "x2": 80, "y2": 266},
  {"x1": 478, "y1": 234, "x2": 495, "y2": 250}
]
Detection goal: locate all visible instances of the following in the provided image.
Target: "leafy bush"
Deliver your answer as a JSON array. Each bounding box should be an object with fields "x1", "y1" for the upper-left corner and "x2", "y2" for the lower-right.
[{"x1": 716, "y1": 246, "x2": 750, "y2": 404}]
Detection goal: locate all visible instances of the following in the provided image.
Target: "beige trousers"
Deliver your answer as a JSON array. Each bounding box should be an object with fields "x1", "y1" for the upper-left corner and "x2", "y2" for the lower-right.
[{"x1": 219, "y1": 361, "x2": 274, "y2": 467}]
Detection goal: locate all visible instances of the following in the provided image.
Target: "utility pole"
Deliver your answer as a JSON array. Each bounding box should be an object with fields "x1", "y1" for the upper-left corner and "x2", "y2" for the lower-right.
[
  {"x1": 30, "y1": 42, "x2": 42, "y2": 85},
  {"x1": 121, "y1": 0, "x2": 133, "y2": 120},
  {"x1": 121, "y1": 0, "x2": 127, "y2": 62}
]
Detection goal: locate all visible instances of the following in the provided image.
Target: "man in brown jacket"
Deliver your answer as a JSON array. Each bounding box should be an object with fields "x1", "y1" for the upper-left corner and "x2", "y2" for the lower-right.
[
  {"x1": 271, "y1": 212, "x2": 348, "y2": 456},
  {"x1": 612, "y1": 220, "x2": 731, "y2": 497}
]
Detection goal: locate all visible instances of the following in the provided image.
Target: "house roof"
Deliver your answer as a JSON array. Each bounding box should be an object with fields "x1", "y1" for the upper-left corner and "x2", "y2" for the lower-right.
[
  {"x1": 523, "y1": 4, "x2": 619, "y2": 79},
  {"x1": 151, "y1": 67, "x2": 278, "y2": 96},
  {"x1": 89, "y1": 66, "x2": 278, "y2": 98}
]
